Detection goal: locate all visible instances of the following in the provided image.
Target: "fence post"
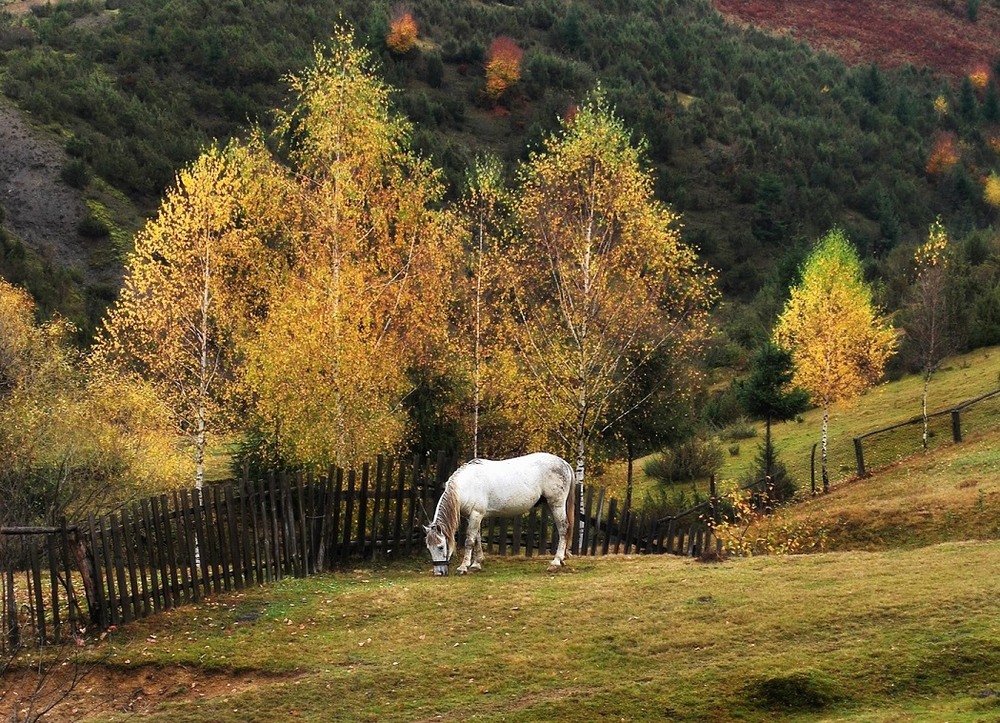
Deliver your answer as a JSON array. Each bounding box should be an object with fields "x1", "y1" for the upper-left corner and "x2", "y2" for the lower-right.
[
  {"x1": 810, "y1": 443, "x2": 817, "y2": 495},
  {"x1": 951, "y1": 409, "x2": 963, "y2": 443},
  {"x1": 5, "y1": 565, "x2": 18, "y2": 650},
  {"x1": 853, "y1": 437, "x2": 866, "y2": 478}
]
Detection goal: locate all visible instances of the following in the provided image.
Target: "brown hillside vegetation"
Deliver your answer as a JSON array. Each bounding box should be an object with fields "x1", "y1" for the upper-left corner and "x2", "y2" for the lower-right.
[{"x1": 713, "y1": 0, "x2": 1000, "y2": 77}]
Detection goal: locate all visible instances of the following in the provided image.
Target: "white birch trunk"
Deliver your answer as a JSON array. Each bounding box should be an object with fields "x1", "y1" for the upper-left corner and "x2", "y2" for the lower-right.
[{"x1": 821, "y1": 406, "x2": 830, "y2": 493}]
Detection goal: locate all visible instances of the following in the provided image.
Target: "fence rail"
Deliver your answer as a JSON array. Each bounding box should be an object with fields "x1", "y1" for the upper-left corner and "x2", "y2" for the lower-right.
[
  {"x1": 852, "y1": 388, "x2": 1000, "y2": 478},
  {"x1": 1, "y1": 453, "x2": 718, "y2": 650}
]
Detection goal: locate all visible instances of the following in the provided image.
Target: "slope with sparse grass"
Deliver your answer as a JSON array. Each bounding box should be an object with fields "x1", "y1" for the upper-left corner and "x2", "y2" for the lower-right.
[{"x1": 610, "y1": 344, "x2": 1000, "y2": 508}]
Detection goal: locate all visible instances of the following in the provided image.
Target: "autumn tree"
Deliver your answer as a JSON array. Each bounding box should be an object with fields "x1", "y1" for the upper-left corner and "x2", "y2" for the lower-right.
[
  {"x1": 903, "y1": 217, "x2": 959, "y2": 449},
  {"x1": 92, "y1": 144, "x2": 266, "y2": 487},
  {"x1": 484, "y1": 36, "x2": 523, "y2": 103},
  {"x1": 926, "y1": 132, "x2": 959, "y2": 176},
  {"x1": 984, "y1": 172, "x2": 1000, "y2": 208},
  {"x1": 386, "y1": 9, "x2": 418, "y2": 54},
  {"x1": 502, "y1": 90, "x2": 717, "y2": 505},
  {"x1": 774, "y1": 229, "x2": 896, "y2": 492},
  {"x1": 457, "y1": 155, "x2": 512, "y2": 458},
  {"x1": 240, "y1": 27, "x2": 462, "y2": 468},
  {"x1": 1, "y1": 279, "x2": 186, "y2": 524}
]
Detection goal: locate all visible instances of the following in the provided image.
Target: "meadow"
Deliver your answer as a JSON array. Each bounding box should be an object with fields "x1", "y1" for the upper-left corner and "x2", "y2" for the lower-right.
[
  {"x1": 9, "y1": 348, "x2": 1000, "y2": 722},
  {"x1": 35, "y1": 543, "x2": 1000, "y2": 722}
]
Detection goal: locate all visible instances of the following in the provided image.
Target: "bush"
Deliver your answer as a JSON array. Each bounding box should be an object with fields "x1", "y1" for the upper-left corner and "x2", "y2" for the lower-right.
[
  {"x1": 640, "y1": 484, "x2": 705, "y2": 518},
  {"x1": 60, "y1": 158, "x2": 90, "y2": 189},
  {"x1": 77, "y1": 213, "x2": 109, "y2": 239},
  {"x1": 644, "y1": 436, "x2": 724, "y2": 485},
  {"x1": 712, "y1": 485, "x2": 828, "y2": 557},
  {"x1": 720, "y1": 417, "x2": 758, "y2": 441}
]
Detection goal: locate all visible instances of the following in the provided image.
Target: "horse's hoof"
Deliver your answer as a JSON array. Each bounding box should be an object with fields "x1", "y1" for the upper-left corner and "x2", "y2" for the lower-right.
[
  {"x1": 469, "y1": 563, "x2": 482, "y2": 572},
  {"x1": 457, "y1": 567, "x2": 468, "y2": 575},
  {"x1": 547, "y1": 563, "x2": 562, "y2": 574}
]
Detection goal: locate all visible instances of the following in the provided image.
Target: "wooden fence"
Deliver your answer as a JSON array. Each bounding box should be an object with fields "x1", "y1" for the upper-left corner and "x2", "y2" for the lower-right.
[{"x1": 1, "y1": 453, "x2": 717, "y2": 650}]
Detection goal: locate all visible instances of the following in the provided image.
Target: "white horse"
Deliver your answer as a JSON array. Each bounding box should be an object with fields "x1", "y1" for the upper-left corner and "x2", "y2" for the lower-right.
[{"x1": 424, "y1": 452, "x2": 576, "y2": 575}]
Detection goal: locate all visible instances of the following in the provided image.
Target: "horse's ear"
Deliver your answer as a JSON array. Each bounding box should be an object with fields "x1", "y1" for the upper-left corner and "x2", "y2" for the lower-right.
[{"x1": 422, "y1": 524, "x2": 431, "y2": 534}]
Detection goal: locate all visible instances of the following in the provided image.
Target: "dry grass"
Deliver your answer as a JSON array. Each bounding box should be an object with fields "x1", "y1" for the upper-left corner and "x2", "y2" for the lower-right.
[
  {"x1": 29, "y1": 543, "x2": 1000, "y2": 722},
  {"x1": 782, "y1": 424, "x2": 1000, "y2": 550}
]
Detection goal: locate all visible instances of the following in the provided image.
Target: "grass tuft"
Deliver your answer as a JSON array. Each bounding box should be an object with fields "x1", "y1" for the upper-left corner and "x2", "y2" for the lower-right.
[{"x1": 743, "y1": 669, "x2": 844, "y2": 711}]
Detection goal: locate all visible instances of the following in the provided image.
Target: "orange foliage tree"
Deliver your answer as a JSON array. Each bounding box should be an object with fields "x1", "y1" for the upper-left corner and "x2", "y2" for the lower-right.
[
  {"x1": 485, "y1": 36, "x2": 523, "y2": 102},
  {"x1": 386, "y1": 10, "x2": 418, "y2": 54},
  {"x1": 969, "y1": 64, "x2": 991, "y2": 92},
  {"x1": 925, "y1": 132, "x2": 959, "y2": 176}
]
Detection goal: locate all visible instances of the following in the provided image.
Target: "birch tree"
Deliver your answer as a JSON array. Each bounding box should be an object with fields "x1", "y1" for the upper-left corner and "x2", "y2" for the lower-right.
[
  {"x1": 774, "y1": 228, "x2": 896, "y2": 492},
  {"x1": 240, "y1": 27, "x2": 461, "y2": 468},
  {"x1": 503, "y1": 91, "x2": 717, "y2": 505},
  {"x1": 904, "y1": 217, "x2": 958, "y2": 449},
  {"x1": 460, "y1": 155, "x2": 510, "y2": 458},
  {"x1": 92, "y1": 144, "x2": 262, "y2": 487}
]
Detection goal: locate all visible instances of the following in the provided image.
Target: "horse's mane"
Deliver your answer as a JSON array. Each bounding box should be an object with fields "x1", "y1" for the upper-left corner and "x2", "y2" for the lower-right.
[{"x1": 430, "y1": 471, "x2": 464, "y2": 554}]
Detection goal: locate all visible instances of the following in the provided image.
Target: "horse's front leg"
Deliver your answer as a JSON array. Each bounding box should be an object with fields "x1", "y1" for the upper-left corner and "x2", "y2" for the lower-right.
[
  {"x1": 470, "y1": 525, "x2": 484, "y2": 572},
  {"x1": 457, "y1": 511, "x2": 482, "y2": 575}
]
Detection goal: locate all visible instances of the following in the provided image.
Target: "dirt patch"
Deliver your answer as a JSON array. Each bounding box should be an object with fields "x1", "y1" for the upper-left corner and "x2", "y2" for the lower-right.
[
  {"x1": 1, "y1": 0, "x2": 47, "y2": 16},
  {"x1": 0, "y1": 101, "x2": 92, "y2": 279},
  {"x1": 2, "y1": 661, "x2": 301, "y2": 721},
  {"x1": 712, "y1": 0, "x2": 1000, "y2": 77}
]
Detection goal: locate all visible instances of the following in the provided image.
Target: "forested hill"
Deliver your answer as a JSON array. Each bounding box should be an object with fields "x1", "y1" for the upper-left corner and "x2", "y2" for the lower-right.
[{"x1": 1, "y1": 0, "x2": 1000, "y2": 349}]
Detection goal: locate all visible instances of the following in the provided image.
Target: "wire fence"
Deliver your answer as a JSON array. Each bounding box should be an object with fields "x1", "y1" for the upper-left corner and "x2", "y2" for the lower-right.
[{"x1": 852, "y1": 388, "x2": 1000, "y2": 481}]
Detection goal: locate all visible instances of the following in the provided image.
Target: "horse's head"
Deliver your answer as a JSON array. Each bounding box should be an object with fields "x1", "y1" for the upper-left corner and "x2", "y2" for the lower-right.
[{"x1": 423, "y1": 523, "x2": 452, "y2": 576}]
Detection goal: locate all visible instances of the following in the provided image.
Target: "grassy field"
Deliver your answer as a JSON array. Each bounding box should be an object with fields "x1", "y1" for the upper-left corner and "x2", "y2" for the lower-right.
[
  {"x1": 606, "y1": 345, "x2": 1000, "y2": 507},
  {"x1": 8, "y1": 346, "x2": 1000, "y2": 722},
  {"x1": 28, "y1": 545, "x2": 1000, "y2": 722}
]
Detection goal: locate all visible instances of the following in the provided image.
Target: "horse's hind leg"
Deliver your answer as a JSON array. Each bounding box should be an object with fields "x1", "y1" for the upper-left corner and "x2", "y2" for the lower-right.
[
  {"x1": 458, "y1": 511, "x2": 482, "y2": 575},
  {"x1": 548, "y1": 501, "x2": 569, "y2": 571}
]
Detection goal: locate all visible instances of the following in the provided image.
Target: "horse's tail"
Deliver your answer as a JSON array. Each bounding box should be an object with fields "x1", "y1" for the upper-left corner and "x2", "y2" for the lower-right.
[{"x1": 564, "y1": 462, "x2": 577, "y2": 556}]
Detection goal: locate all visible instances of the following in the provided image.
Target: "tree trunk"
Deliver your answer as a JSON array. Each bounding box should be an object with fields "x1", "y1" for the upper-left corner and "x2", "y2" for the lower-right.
[
  {"x1": 821, "y1": 406, "x2": 830, "y2": 493},
  {"x1": 764, "y1": 416, "x2": 773, "y2": 478},
  {"x1": 624, "y1": 441, "x2": 634, "y2": 515},
  {"x1": 922, "y1": 370, "x2": 931, "y2": 450},
  {"x1": 575, "y1": 436, "x2": 586, "y2": 551}
]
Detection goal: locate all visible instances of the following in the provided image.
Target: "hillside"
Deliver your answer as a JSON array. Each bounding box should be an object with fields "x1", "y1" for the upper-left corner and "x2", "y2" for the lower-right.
[{"x1": 2, "y1": 0, "x2": 1000, "y2": 347}]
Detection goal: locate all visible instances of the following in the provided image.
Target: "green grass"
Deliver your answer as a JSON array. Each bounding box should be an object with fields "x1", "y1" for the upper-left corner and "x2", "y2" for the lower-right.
[
  {"x1": 606, "y1": 345, "x2": 1000, "y2": 507},
  {"x1": 59, "y1": 545, "x2": 1000, "y2": 722},
  {"x1": 13, "y1": 345, "x2": 1000, "y2": 722},
  {"x1": 758, "y1": 346, "x2": 1000, "y2": 493}
]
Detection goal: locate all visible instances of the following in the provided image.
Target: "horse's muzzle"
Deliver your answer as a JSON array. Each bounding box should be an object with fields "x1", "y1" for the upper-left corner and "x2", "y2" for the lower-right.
[{"x1": 432, "y1": 562, "x2": 449, "y2": 576}]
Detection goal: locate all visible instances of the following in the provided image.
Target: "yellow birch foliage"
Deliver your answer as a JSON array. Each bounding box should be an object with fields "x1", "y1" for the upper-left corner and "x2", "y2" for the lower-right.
[
  {"x1": 774, "y1": 228, "x2": 896, "y2": 490},
  {"x1": 504, "y1": 91, "x2": 717, "y2": 481},
  {"x1": 1, "y1": 279, "x2": 186, "y2": 522},
  {"x1": 243, "y1": 27, "x2": 462, "y2": 467},
  {"x1": 984, "y1": 172, "x2": 1000, "y2": 208},
  {"x1": 92, "y1": 143, "x2": 266, "y2": 485},
  {"x1": 775, "y1": 228, "x2": 896, "y2": 409}
]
